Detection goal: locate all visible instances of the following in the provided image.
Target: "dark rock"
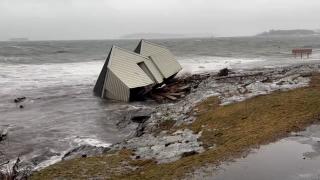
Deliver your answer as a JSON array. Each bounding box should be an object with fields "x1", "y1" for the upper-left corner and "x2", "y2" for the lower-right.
[
  {"x1": 217, "y1": 68, "x2": 230, "y2": 77},
  {"x1": 30, "y1": 150, "x2": 61, "y2": 166},
  {"x1": 0, "y1": 135, "x2": 7, "y2": 142},
  {"x1": 0, "y1": 130, "x2": 7, "y2": 142},
  {"x1": 131, "y1": 115, "x2": 150, "y2": 123},
  {"x1": 300, "y1": 72, "x2": 312, "y2": 77},
  {"x1": 19, "y1": 105, "x2": 24, "y2": 109},
  {"x1": 81, "y1": 154, "x2": 87, "y2": 158},
  {"x1": 117, "y1": 108, "x2": 153, "y2": 129},
  {"x1": 135, "y1": 123, "x2": 146, "y2": 137},
  {"x1": 261, "y1": 77, "x2": 272, "y2": 83},
  {"x1": 181, "y1": 151, "x2": 198, "y2": 158},
  {"x1": 62, "y1": 145, "x2": 110, "y2": 161},
  {"x1": 54, "y1": 50, "x2": 69, "y2": 54}
]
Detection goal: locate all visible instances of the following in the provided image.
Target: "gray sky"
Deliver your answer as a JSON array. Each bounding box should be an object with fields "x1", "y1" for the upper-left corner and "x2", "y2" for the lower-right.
[{"x1": 0, "y1": 0, "x2": 319, "y2": 40}]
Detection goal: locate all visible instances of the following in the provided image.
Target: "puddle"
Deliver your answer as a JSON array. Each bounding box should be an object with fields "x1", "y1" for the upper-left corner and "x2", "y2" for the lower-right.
[{"x1": 192, "y1": 125, "x2": 320, "y2": 180}]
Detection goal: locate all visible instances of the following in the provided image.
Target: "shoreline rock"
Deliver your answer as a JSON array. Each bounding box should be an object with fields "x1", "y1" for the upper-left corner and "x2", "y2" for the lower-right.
[
  {"x1": 106, "y1": 64, "x2": 320, "y2": 165},
  {"x1": 31, "y1": 63, "x2": 320, "y2": 172}
]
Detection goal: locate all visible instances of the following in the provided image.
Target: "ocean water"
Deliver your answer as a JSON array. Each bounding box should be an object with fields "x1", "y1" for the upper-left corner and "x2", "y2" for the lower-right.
[{"x1": 1, "y1": 36, "x2": 320, "y2": 168}]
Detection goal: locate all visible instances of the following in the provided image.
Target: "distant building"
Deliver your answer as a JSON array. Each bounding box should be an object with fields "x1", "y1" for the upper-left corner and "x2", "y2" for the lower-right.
[{"x1": 94, "y1": 40, "x2": 182, "y2": 102}]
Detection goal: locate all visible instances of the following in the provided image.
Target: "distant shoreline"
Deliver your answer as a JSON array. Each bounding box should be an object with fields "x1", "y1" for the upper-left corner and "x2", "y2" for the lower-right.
[{"x1": 257, "y1": 29, "x2": 320, "y2": 37}]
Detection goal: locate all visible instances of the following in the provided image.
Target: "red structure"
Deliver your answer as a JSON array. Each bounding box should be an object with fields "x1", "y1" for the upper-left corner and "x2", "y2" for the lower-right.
[{"x1": 292, "y1": 48, "x2": 312, "y2": 59}]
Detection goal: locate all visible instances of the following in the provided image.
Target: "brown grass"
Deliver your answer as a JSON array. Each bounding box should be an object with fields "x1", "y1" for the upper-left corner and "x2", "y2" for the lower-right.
[
  {"x1": 31, "y1": 149, "x2": 136, "y2": 180},
  {"x1": 31, "y1": 74, "x2": 320, "y2": 180}
]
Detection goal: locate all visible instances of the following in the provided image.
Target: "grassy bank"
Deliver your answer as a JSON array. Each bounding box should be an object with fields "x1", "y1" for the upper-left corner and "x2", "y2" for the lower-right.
[{"x1": 32, "y1": 74, "x2": 320, "y2": 180}]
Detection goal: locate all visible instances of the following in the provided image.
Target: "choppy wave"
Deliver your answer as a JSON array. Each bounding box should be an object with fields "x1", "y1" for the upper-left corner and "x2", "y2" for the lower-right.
[
  {"x1": 0, "y1": 61, "x2": 104, "y2": 95},
  {"x1": 2, "y1": 53, "x2": 320, "y2": 96},
  {"x1": 178, "y1": 56, "x2": 264, "y2": 74},
  {"x1": 0, "y1": 56, "x2": 270, "y2": 95},
  {"x1": 32, "y1": 136, "x2": 111, "y2": 170}
]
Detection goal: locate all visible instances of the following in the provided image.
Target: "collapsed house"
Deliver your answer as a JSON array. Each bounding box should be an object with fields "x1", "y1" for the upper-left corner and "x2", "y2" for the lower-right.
[{"x1": 93, "y1": 40, "x2": 182, "y2": 101}]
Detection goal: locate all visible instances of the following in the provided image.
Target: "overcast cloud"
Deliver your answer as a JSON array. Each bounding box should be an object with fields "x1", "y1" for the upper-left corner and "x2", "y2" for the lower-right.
[{"x1": 0, "y1": 0, "x2": 319, "y2": 40}]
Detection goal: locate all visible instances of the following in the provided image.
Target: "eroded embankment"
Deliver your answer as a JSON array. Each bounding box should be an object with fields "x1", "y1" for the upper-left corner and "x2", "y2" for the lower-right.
[{"x1": 31, "y1": 65, "x2": 320, "y2": 180}]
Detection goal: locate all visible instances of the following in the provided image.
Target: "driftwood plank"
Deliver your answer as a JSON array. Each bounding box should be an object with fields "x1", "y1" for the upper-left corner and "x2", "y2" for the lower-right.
[{"x1": 160, "y1": 94, "x2": 177, "y2": 100}]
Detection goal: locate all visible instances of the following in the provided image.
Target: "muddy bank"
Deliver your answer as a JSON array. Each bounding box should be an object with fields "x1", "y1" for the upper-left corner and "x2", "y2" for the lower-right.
[
  {"x1": 58, "y1": 64, "x2": 318, "y2": 161},
  {"x1": 31, "y1": 63, "x2": 320, "y2": 179}
]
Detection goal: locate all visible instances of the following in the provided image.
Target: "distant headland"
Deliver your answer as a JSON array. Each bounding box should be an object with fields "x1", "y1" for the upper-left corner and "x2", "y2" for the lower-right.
[
  {"x1": 257, "y1": 29, "x2": 320, "y2": 36},
  {"x1": 120, "y1": 33, "x2": 212, "y2": 39}
]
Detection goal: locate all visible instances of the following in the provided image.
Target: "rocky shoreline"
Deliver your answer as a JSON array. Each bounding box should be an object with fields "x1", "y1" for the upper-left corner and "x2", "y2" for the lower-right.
[{"x1": 49, "y1": 63, "x2": 320, "y2": 172}]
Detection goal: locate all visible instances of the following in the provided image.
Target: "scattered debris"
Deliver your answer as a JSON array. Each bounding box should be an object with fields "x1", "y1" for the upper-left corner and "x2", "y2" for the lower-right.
[
  {"x1": 0, "y1": 161, "x2": 9, "y2": 167},
  {"x1": 14, "y1": 97, "x2": 26, "y2": 103},
  {"x1": 0, "y1": 157, "x2": 30, "y2": 180},
  {"x1": 149, "y1": 73, "x2": 210, "y2": 102},
  {"x1": 62, "y1": 145, "x2": 110, "y2": 161}
]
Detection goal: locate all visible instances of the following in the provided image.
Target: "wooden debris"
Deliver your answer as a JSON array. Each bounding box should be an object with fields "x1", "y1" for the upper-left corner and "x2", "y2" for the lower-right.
[
  {"x1": 160, "y1": 94, "x2": 177, "y2": 101},
  {"x1": 148, "y1": 73, "x2": 210, "y2": 102},
  {"x1": 178, "y1": 85, "x2": 191, "y2": 91}
]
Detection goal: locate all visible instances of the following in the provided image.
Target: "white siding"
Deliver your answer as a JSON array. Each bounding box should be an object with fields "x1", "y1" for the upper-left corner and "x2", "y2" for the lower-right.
[
  {"x1": 143, "y1": 58, "x2": 164, "y2": 83},
  {"x1": 108, "y1": 46, "x2": 154, "y2": 88},
  {"x1": 139, "y1": 41, "x2": 182, "y2": 79},
  {"x1": 104, "y1": 69, "x2": 130, "y2": 101}
]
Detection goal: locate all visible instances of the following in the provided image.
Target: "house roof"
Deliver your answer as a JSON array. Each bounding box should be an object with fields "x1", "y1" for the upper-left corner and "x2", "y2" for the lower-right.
[
  {"x1": 135, "y1": 40, "x2": 182, "y2": 78},
  {"x1": 108, "y1": 46, "x2": 155, "y2": 89}
]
